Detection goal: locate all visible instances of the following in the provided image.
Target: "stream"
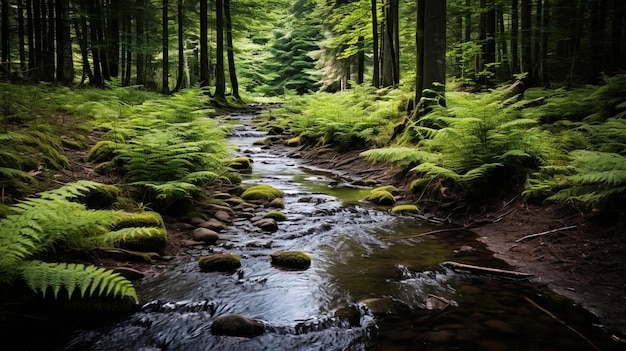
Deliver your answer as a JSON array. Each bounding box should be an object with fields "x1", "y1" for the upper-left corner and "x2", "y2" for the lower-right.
[{"x1": 57, "y1": 107, "x2": 620, "y2": 351}]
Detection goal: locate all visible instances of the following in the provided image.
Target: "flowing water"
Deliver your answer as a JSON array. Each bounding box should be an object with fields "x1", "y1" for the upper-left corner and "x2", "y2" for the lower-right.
[{"x1": 57, "y1": 108, "x2": 620, "y2": 351}]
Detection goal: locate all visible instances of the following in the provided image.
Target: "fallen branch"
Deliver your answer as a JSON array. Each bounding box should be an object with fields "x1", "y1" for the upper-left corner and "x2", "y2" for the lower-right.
[
  {"x1": 515, "y1": 225, "x2": 577, "y2": 243},
  {"x1": 441, "y1": 261, "x2": 534, "y2": 279},
  {"x1": 524, "y1": 296, "x2": 602, "y2": 351},
  {"x1": 393, "y1": 225, "x2": 472, "y2": 240}
]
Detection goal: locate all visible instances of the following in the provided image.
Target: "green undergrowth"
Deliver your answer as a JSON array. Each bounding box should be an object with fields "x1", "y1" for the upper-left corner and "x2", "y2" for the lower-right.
[{"x1": 256, "y1": 85, "x2": 407, "y2": 150}]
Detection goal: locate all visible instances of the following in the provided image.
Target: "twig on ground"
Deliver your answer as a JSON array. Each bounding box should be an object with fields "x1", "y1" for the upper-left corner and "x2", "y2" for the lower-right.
[
  {"x1": 515, "y1": 225, "x2": 578, "y2": 243},
  {"x1": 524, "y1": 296, "x2": 602, "y2": 351}
]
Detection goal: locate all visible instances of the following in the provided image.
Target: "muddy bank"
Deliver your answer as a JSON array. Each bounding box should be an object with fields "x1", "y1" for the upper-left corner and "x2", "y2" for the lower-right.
[{"x1": 281, "y1": 142, "x2": 626, "y2": 339}]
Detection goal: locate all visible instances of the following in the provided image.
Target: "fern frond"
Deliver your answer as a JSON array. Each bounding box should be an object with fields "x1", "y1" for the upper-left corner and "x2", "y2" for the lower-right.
[
  {"x1": 411, "y1": 162, "x2": 461, "y2": 182},
  {"x1": 83, "y1": 227, "x2": 167, "y2": 252},
  {"x1": 360, "y1": 147, "x2": 436, "y2": 168},
  {"x1": 19, "y1": 260, "x2": 137, "y2": 302}
]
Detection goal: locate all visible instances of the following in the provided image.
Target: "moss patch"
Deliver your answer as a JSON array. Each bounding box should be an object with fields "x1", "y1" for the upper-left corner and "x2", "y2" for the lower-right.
[
  {"x1": 365, "y1": 190, "x2": 396, "y2": 205},
  {"x1": 373, "y1": 185, "x2": 399, "y2": 195},
  {"x1": 87, "y1": 140, "x2": 118, "y2": 163},
  {"x1": 229, "y1": 157, "x2": 252, "y2": 171},
  {"x1": 198, "y1": 253, "x2": 242, "y2": 272},
  {"x1": 391, "y1": 204, "x2": 419, "y2": 213},
  {"x1": 241, "y1": 185, "x2": 284, "y2": 202},
  {"x1": 285, "y1": 136, "x2": 301, "y2": 147},
  {"x1": 270, "y1": 251, "x2": 311, "y2": 270},
  {"x1": 262, "y1": 211, "x2": 287, "y2": 221}
]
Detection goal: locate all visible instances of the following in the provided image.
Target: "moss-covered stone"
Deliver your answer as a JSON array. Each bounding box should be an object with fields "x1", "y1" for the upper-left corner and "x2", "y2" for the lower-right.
[
  {"x1": 352, "y1": 179, "x2": 379, "y2": 186},
  {"x1": 285, "y1": 136, "x2": 301, "y2": 147},
  {"x1": 262, "y1": 211, "x2": 287, "y2": 221},
  {"x1": 93, "y1": 161, "x2": 116, "y2": 176},
  {"x1": 222, "y1": 172, "x2": 242, "y2": 185},
  {"x1": 240, "y1": 185, "x2": 284, "y2": 202},
  {"x1": 270, "y1": 251, "x2": 311, "y2": 270},
  {"x1": 365, "y1": 190, "x2": 396, "y2": 205},
  {"x1": 113, "y1": 211, "x2": 165, "y2": 231},
  {"x1": 229, "y1": 157, "x2": 252, "y2": 171},
  {"x1": 198, "y1": 253, "x2": 241, "y2": 272},
  {"x1": 268, "y1": 197, "x2": 285, "y2": 209},
  {"x1": 82, "y1": 184, "x2": 120, "y2": 209},
  {"x1": 391, "y1": 204, "x2": 419, "y2": 213},
  {"x1": 373, "y1": 185, "x2": 399, "y2": 195},
  {"x1": 87, "y1": 140, "x2": 118, "y2": 163}
]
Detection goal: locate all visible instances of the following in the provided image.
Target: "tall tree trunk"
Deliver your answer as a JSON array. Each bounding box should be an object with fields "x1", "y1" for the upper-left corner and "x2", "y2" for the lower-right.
[
  {"x1": 534, "y1": 0, "x2": 542, "y2": 84},
  {"x1": 172, "y1": 0, "x2": 185, "y2": 92},
  {"x1": 199, "y1": 0, "x2": 209, "y2": 87},
  {"x1": 415, "y1": 0, "x2": 425, "y2": 104},
  {"x1": 423, "y1": 0, "x2": 446, "y2": 94},
  {"x1": 17, "y1": 0, "x2": 26, "y2": 74},
  {"x1": 214, "y1": 0, "x2": 226, "y2": 101},
  {"x1": 108, "y1": 0, "x2": 121, "y2": 78},
  {"x1": 371, "y1": 0, "x2": 379, "y2": 87},
  {"x1": 162, "y1": 0, "x2": 169, "y2": 94},
  {"x1": 224, "y1": 0, "x2": 240, "y2": 100},
  {"x1": 41, "y1": 0, "x2": 55, "y2": 82},
  {"x1": 73, "y1": 8, "x2": 93, "y2": 84},
  {"x1": 381, "y1": 0, "x2": 399, "y2": 87},
  {"x1": 27, "y1": 0, "x2": 35, "y2": 77},
  {"x1": 55, "y1": 0, "x2": 73, "y2": 83},
  {"x1": 32, "y1": 0, "x2": 42, "y2": 80},
  {"x1": 136, "y1": 0, "x2": 145, "y2": 85},
  {"x1": 1, "y1": 0, "x2": 10, "y2": 76},
  {"x1": 498, "y1": 11, "x2": 510, "y2": 79},
  {"x1": 520, "y1": 0, "x2": 532, "y2": 84},
  {"x1": 121, "y1": 8, "x2": 132, "y2": 86},
  {"x1": 610, "y1": 0, "x2": 625, "y2": 72},
  {"x1": 479, "y1": 0, "x2": 496, "y2": 83},
  {"x1": 464, "y1": 0, "x2": 471, "y2": 42},
  {"x1": 541, "y1": 0, "x2": 549, "y2": 84},
  {"x1": 511, "y1": 0, "x2": 519, "y2": 74},
  {"x1": 357, "y1": 35, "x2": 364, "y2": 84}
]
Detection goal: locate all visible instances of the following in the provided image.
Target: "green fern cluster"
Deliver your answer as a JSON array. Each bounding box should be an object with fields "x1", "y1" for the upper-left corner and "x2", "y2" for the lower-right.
[{"x1": 0, "y1": 180, "x2": 174, "y2": 303}]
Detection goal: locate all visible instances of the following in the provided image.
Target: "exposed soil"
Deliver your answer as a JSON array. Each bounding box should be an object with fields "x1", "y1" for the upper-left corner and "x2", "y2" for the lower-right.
[{"x1": 50, "y1": 109, "x2": 626, "y2": 343}]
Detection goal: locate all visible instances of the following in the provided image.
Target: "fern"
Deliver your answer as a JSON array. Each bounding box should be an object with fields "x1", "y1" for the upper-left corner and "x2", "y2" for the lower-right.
[
  {"x1": 360, "y1": 147, "x2": 436, "y2": 168},
  {"x1": 82, "y1": 227, "x2": 167, "y2": 253},
  {"x1": 19, "y1": 260, "x2": 137, "y2": 302}
]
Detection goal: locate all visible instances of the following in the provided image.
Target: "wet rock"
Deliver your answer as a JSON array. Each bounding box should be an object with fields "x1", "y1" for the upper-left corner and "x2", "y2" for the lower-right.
[
  {"x1": 365, "y1": 190, "x2": 396, "y2": 206},
  {"x1": 168, "y1": 221, "x2": 196, "y2": 231},
  {"x1": 453, "y1": 245, "x2": 475, "y2": 257},
  {"x1": 211, "y1": 314, "x2": 265, "y2": 337},
  {"x1": 253, "y1": 218, "x2": 278, "y2": 232},
  {"x1": 192, "y1": 228, "x2": 219, "y2": 244},
  {"x1": 240, "y1": 184, "x2": 283, "y2": 202},
  {"x1": 334, "y1": 305, "x2": 362, "y2": 327},
  {"x1": 361, "y1": 297, "x2": 408, "y2": 316},
  {"x1": 198, "y1": 253, "x2": 241, "y2": 272},
  {"x1": 262, "y1": 211, "x2": 287, "y2": 221},
  {"x1": 198, "y1": 218, "x2": 225, "y2": 231},
  {"x1": 189, "y1": 217, "x2": 206, "y2": 226},
  {"x1": 270, "y1": 251, "x2": 311, "y2": 270},
  {"x1": 267, "y1": 197, "x2": 285, "y2": 209},
  {"x1": 214, "y1": 210, "x2": 232, "y2": 223}
]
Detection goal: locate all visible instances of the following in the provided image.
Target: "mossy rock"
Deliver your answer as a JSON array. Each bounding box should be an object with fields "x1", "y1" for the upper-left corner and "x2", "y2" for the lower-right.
[
  {"x1": 87, "y1": 140, "x2": 118, "y2": 163},
  {"x1": 113, "y1": 211, "x2": 165, "y2": 230},
  {"x1": 82, "y1": 184, "x2": 120, "y2": 209},
  {"x1": 270, "y1": 251, "x2": 311, "y2": 270},
  {"x1": 365, "y1": 190, "x2": 396, "y2": 205},
  {"x1": 262, "y1": 211, "x2": 287, "y2": 221},
  {"x1": 352, "y1": 179, "x2": 378, "y2": 186},
  {"x1": 199, "y1": 253, "x2": 241, "y2": 272},
  {"x1": 211, "y1": 314, "x2": 265, "y2": 337},
  {"x1": 84, "y1": 226, "x2": 168, "y2": 253},
  {"x1": 229, "y1": 157, "x2": 252, "y2": 171},
  {"x1": 373, "y1": 185, "x2": 399, "y2": 195},
  {"x1": 285, "y1": 136, "x2": 301, "y2": 147},
  {"x1": 391, "y1": 204, "x2": 419, "y2": 213},
  {"x1": 93, "y1": 161, "x2": 116, "y2": 176},
  {"x1": 241, "y1": 185, "x2": 283, "y2": 202},
  {"x1": 267, "y1": 197, "x2": 285, "y2": 209},
  {"x1": 222, "y1": 172, "x2": 243, "y2": 185}
]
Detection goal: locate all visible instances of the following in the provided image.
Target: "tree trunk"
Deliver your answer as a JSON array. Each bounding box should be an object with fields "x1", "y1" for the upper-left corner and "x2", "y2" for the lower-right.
[
  {"x1": 357, "y1": 35, "x2": 364, "y2": 84},
  {"x1": 415, "y1": 0, "x2": 425, "y2": 104},
  {"x1": 73, "y1": 2, "x2": 94, "y2": 84},
  {"x1": 32, "y1": 0, "x2": 42, "y2": 80},
  {"x1": 371, "y1": 0, "x2": 379, "y2": 87},
  {"x1": 610, "y1": 0, "x2": 625, "y2": 72},
  {"x1": 520, "y1": 0, "x2": 532, "y2": 84},
  {"x1": 199, "y1": 0, "x2": 209, "y2": 87},
  {"x1": 162, "y1": 0, "x2": 169, "y2": 94},
  {"x1": 56, "y1": 0, "x2": 73, "y2": 83},
  {"x1": 381, "y1": 0, "x2": 399, "y2": 87},
  {"x1": 121, "y1": 8, "x2": 132, "y2": 86},
  {"x1": 172, "y1": 0, "x2": 185, "y2": 92},
  {"x1": 108, "y1": 0, "x2": 120, "y2": 78},
  {"x1": 214, "y1": 0, "x2": 226, "y2": 101},
  {"x1": 511, "y1": 0, "x2": 519, "y2": 74},
  {"x1": 41, "y1": 0, "x2": 55, "y2": 82},
  {"x1": 17, "y1": 0, "x2": 26, "y2": 74},
  {"x1": 136, "y1": 0, "x2": 145, "y2": 86},
  {"x1": 1, "y1": 0, "x2": 10, "y2": 76},
  {"x1": 224, "y1": 0, "x2": 239, "y2": 100},
  {"x1": 423, "y1": 0, "x2": 446, "y2": 94}
]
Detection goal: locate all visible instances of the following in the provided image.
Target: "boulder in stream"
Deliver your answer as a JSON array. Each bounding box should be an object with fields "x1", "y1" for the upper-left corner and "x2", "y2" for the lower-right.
[
  {"x1": 270, "y1": 250, "x2": 311, "y2": 270},
  {"x1": 192, "y1": 228, "x2": 219, "y2": 244},
  {"x1": 198, "y1": 253, "x2": 241, "y2": 272},
  {"x1": 253, "y1": 218, "x2": 278, "y2": 232},
  {"x1": 211, "y1": 313, "x2": 265, "y2": 337}
]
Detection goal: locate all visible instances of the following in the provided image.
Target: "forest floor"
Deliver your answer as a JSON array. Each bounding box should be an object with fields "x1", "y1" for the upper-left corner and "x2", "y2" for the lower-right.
[{"x1": 54, "y1": 110, "x2": 626, "y2": 343}]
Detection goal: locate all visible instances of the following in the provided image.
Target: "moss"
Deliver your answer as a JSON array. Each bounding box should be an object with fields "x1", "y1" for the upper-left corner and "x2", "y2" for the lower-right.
[
  {"x1": 262, "y1": 211, "x2": 287, "y2": 221},
  {"x1": 373, "y1": 185, "x2": 399, "y2": 195},
  {"x1": 198, "y1": 253, "x2": 241, "y2": 272},
  {"x1": 267, "y1": 197, "x2": 285, "y2": 209},
  {"x1": 87, "y1": 140, "x2": 118, "y2": 163},
  {"x1": 285, "y1": 136, "x2": 301, "y2": 147},
  {"x1": 222, "y1": 172, "x2": 242, "y2": 185},
  {"x1": 113, "y1": 211, "x2": 165, "y2": 230},
  {"x1": 270, "y1": 251, "x2": 311, "y2": 270},
  {"x1": 61, "y1": 138, "x2": 86, "y2": 150},
  {"x1": 82, "y1": 184, "x2": 120, "y2": 209},
  {"x1": 93, "y1": 161, "x2": 116, "y2": 175},
  {"x1": 229, "y1": 157, "x2": 252, "y2": 171},
  {"x1": 353, "y1": 179, "x2": 378, "y2": 186},
  {"x1": 391, "y1": 204, "x2": 419, "y2": 213},
  {"x1": 365, "y1": 190, "x2": 396, "y2": 205},
  {"x1": 240, "y1": 185, "x2": 283, "y2": 202}
]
